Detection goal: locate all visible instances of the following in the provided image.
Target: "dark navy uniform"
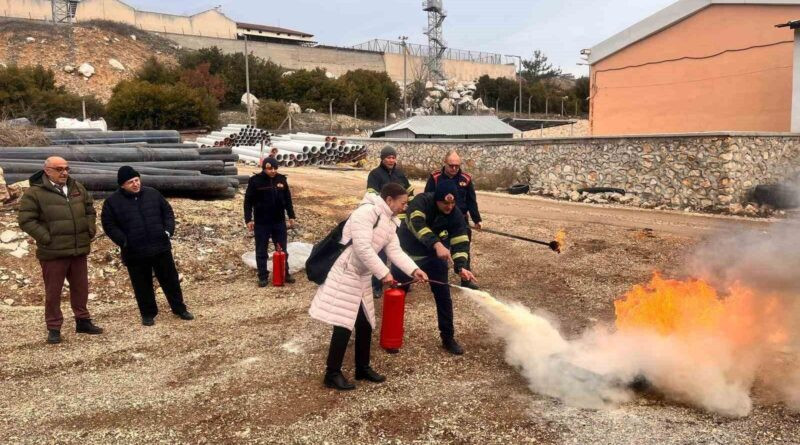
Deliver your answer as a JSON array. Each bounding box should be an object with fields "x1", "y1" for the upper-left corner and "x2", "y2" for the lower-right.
[
  {"x1": 424, "y1": 168, "x2": 481, "y2": 274},
  {"x1": 424, "y1": 168, "x2": 481, "y2": 225},
  {"x1": 243, "y1": 172, "x2": 295, "y2": 281},
  {"x1": 391, "y1": 192, "x2": 470, "y2": 341}
]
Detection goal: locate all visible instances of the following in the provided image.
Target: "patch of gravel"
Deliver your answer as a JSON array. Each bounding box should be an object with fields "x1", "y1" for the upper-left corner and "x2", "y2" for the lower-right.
[{"x1": 1, "y1": 175, "x2": 799, "y2": 444}]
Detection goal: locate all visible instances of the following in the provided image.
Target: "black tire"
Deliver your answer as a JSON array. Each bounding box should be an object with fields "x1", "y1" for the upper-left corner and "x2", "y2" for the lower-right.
[
  {"x1": 753, "y1": 184, "x2": 800, "y2": 209},
  {"x1": 508, "y1": 184, "x2": 530, "y2": 195}
]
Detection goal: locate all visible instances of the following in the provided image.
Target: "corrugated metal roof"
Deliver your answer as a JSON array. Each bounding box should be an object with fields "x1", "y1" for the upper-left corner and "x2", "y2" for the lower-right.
[{"x1": 372, "y1": 116, "x2": 520, "y2": 137}]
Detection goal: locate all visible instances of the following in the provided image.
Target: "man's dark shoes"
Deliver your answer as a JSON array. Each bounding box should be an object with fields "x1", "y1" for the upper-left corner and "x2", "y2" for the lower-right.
[
  {"x1": 75, "y1": 318, "x2": 103, "y2": 335},
  {"x1": 46, "y1": 329, "x2": 61, "y2": 344},
  {"x1": 323, "y1": 371, "x2": 356, "y2": 390},
  {"x1": 258, "y1": 278, "x2": 268, "y2": 288},
  {"x1": 176, "y1": 310, "x2": 194, "y2": 321},
  {"x1": 460, "y1": 280, "x2": 480, "y2": 290},
  {"x1": 442, "y1": 337, "x2": 465, "y2": 355},
  {"x1": 142, "y1": 317, "x2": 155, "y2": 326},
  {"x1": 355, "y1": 367, "x2": 386, "y2": 383},
  {"x1": 285, "y1": 273, "x2": 296, "y2": 284}
]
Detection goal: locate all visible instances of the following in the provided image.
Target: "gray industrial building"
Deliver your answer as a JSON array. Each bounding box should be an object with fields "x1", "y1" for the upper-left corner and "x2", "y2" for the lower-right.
[{"x1": 372, "y1": 116, "x2": 519, "y2": 139}]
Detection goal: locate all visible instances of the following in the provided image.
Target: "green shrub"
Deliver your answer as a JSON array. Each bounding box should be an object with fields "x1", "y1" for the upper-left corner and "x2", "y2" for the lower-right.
[
  {"x1": 179, "y1": 46, "x2": 227, "y2": 75},
  {"x1": 219, "y1": 53, "x2": 284, "y2": 108},
  {"x1": 135, "y1": 57, "x2": 180, "y2": 84},
  {"x1": 0, "y1": 64, "x2": 103, "y2": 126},
  {"x1": 338, "y1": 69, "x2": 400, "y2": 119},
  {"x1": 280, "y1": 68, "x2": 348, "y2": 112},
  {"x1": 256, "y1": 99, "x2": 287, "y2": 129},
  {"x1": 106, "y1": 80, "x2": 219, "y2": 130}
]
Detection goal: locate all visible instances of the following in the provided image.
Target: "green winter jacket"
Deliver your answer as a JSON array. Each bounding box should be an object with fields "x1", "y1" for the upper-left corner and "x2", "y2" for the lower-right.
[{"x1": 18, "y1": 171, "x2": 96, "y2": 260}]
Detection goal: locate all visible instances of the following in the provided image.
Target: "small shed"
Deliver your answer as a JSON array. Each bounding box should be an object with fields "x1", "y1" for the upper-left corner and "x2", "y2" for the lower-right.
[{"x1": 371, "y1": 116, "x2": 519, "y2": 139}]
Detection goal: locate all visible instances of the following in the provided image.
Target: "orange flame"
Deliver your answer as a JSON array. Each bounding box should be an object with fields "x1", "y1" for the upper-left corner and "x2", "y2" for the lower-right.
[
  {"x1": 555, "y1": 229, "x2": 567, "y2": 252},
  {"x1": 614, "y1": 272, "x2": 789, "y2": 348}
]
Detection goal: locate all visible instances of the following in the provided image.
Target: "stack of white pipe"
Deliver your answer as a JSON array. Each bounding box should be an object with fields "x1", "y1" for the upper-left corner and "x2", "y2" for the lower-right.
[
  {"x1": 233, "y1": 132, "x2": 368, "y2": 168},
  {"x1": 194, "y1": 125, "x2": 271, "y2": 148}
]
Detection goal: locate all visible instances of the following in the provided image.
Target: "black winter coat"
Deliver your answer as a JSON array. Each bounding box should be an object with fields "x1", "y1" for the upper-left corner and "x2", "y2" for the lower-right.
[
  {"x1": 243, "y1": 172, "x2": 296, "y2": 224},
  {"x1": 366, "y1": 164, "x2": 414, "y2": 196},
  {"x1": 101, "y1": 186, "x2": 175, "y2": 261}
]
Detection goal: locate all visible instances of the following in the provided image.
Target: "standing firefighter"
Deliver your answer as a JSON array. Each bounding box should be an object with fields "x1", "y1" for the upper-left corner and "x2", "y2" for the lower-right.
[
  {"x1": 366, "y1": 145, "x2": 414, "y2": 298},
  {"x1": 101, "y1": 166, "x2": 194, "y2": 326},
  {"x1": 424, "y1": 150, "x2": 481, "y2": 289},
  {"x1": 244, "y1": 157, "x2": 297, "y2": 287},
  {"x1": 391, "y1": 180, "x2": 476, "y2": 355},
  {"x1": 18, "y1": 156, "x2": 104, "y2": 344}
]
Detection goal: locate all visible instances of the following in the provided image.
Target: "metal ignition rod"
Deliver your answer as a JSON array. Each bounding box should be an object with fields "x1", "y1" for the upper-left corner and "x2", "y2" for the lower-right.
[
  {"x1": 476, "y1": 227, "x2": 561, "y2": 253},
  {"x1": 394, "y1": 278, "x2": 462, "y2": 289}
]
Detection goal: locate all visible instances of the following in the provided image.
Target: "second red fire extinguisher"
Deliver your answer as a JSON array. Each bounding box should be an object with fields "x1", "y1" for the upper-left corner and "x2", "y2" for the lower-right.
[
  {"x1": 380, "y1": 284, "x2": 406, "y2": 353},
  {"x1": 272, "y1": 244, "x2": 286, "y2": 287}
]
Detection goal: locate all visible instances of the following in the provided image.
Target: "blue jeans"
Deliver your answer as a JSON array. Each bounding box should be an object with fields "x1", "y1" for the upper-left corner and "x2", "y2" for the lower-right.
[{"x1": 254, "y1": 222, "x2": 288, "y2": 280}]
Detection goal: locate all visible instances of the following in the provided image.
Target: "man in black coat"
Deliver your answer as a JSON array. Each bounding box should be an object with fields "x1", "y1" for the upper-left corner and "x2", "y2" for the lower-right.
[
  {"x1": 244, "y1": 157, "x2": 297, "y2": 287},
  {"x1": 101, "y1": 166, "x2": 194, "y2": 326}
]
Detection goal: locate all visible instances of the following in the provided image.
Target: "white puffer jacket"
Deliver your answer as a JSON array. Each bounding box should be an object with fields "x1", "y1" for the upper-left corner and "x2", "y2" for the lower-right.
[{"x1": 309, "y1": 193, "x2": 419, "y2": 330}]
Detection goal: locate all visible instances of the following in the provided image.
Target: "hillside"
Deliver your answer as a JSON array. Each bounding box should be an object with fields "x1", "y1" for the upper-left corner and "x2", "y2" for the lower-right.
[{"x1": 0, "y1": 19, "x2": 180, "y2": 102}]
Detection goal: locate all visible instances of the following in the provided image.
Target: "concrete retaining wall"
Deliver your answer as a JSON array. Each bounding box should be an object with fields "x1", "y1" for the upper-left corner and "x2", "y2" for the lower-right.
[
  {"x1": 353, "y1": 133, "x2": 800, "y2": 211},
  {"x1": 160, "y1": 33, "x2": 515, "y2": 83},
  {"x1": 161, "y1": 33, "x2": 386, "y2": 79}
]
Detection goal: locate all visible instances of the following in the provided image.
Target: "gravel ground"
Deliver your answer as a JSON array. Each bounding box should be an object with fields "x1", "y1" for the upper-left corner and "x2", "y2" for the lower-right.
[{"x1": 1, "y1": 171, "x2": 799, "y2": 444}]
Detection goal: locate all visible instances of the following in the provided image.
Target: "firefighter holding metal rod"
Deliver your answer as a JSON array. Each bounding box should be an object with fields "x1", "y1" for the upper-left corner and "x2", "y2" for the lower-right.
[
  {"x1": 391, "y1": 180, "x2": 476, "y2": 356},
  {"x1": 424, "y1": 150, "x2": 481, "y2": 290}
]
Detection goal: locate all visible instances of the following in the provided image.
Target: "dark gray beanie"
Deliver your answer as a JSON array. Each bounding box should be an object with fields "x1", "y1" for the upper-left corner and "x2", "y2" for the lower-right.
[
  {"x1": 380, "y1": 145, "x2": 397, "y2": 160},
  {"x1": 117, "y1": 165, "x2": 140, "y2": 186}
]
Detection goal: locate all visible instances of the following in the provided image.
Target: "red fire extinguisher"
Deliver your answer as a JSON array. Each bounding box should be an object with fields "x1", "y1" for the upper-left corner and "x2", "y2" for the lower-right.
[
  {"x1": 272, "y1": 244, "x2": 286, "y2": 287},
  {"x1": 380, "y1": 284, "x2": 406, "y2": 353}
]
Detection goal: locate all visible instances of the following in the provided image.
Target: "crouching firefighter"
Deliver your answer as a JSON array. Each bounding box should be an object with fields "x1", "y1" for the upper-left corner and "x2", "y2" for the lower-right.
[{"x1": 391, "y1": 180, "x2": 476, "y2": 355}]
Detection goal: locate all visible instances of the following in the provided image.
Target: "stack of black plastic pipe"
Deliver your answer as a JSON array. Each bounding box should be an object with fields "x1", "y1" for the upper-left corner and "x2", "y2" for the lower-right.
[{"x1": 1, "y1": 130, "x2": 244, "y2": 200}]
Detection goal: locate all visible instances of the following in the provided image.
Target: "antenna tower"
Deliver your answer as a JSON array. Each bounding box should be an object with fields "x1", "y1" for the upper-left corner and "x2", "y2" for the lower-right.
[
  {"x1": 52, "y1": 0, "x2": 80, "y2": 24},
  {"x1": 422, "y1": 0, "x2": 447, "y2": 81}
]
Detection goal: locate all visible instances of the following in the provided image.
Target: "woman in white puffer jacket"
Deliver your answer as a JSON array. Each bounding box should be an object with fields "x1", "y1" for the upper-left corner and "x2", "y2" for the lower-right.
[{"x1": 309, "y1": 183, "x2": 428, "y2": 390}]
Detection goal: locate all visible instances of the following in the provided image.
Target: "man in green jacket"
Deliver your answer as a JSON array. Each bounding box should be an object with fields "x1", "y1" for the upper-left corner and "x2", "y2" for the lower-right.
[{"x1": 18, "y1": 156, "x2": 104, "y2": 344}]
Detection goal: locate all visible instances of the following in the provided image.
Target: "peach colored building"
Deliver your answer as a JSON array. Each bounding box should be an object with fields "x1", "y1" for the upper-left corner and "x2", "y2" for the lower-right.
[{"x1": 586, "y1": 0, "x2": 800, "y2": 136}]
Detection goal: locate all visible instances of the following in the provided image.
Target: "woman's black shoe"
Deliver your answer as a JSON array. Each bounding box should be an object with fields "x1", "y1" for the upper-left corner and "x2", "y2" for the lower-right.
[{"x1": 324, "y1": 372, "x2": 355, "y2": 390}]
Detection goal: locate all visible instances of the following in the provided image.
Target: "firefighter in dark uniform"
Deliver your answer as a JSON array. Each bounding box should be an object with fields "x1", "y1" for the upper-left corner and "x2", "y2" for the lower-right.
[
  {"x1": 424, "y1": 150, "x2": 481, "y2": 289},
  {"x1": 367, "y1": 145, "x2": 414, "y2": 298},
  {"x1": 243, "y1": 157, "x2": 297, "y2": 287},
  {"x1": 391, "y1": 180, "x2": 476, "y2": 356}
]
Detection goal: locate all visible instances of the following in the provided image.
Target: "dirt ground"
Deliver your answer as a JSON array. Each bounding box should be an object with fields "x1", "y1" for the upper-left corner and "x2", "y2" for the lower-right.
[{"x1": 1, "y1": 167, "x2": 798, "y2": 444}]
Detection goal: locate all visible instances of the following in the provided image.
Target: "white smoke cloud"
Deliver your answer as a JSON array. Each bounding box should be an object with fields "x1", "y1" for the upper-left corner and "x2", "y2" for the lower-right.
[
  {"x1": 465, "y1": 275, "x2": 796, "y2": 417},
  {"x1": 465, "y1": 205, "x2": 800, "y2": 417}
]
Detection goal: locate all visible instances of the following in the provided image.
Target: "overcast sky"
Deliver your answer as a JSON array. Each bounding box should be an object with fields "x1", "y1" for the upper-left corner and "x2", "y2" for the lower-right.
[{"x1": 124, "y1": 0, "x2": 676, "y2": 76}]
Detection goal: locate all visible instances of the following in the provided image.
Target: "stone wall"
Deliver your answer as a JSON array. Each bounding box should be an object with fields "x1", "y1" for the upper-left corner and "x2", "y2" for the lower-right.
[{"x1": 353, "y1": 133, "x2": 800, "y2": 212}]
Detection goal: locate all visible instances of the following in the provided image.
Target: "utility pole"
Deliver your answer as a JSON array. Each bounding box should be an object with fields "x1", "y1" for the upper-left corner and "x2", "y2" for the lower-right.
[
  {"x1": 329, "y1": 99, "x2": 335, "y2": 132},
  {"x1": 243, "y1": 33, "x2": 254, "y2": 125},
  {"x1": 399, "y1": 36, "x2": 408, "y2": 117}
]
